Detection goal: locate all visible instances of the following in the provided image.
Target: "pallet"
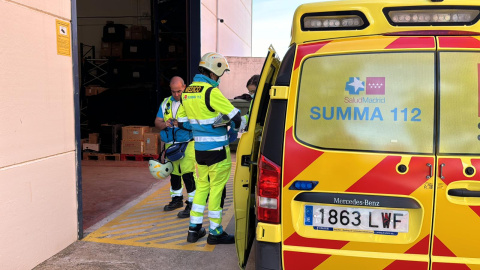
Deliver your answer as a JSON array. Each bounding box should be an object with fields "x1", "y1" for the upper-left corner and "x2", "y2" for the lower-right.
[
  {"x1": 120, "y1": 154, "x2": 160, "y2": 161},
  {"x1": 83, "y1": 152, "x2": 121, "y2": 161}
]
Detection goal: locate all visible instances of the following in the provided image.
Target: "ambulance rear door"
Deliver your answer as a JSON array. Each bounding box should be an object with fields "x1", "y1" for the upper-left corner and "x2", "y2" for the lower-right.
[
  {"x1": 234, "y1": 46, "x2": 281, "y2": 269},
  {"x1": 282, "y1": 36, "x2": 437, "y2": 269},
  {"x1": 431, "y1": 36, "x2": 480, "y2": 269}
]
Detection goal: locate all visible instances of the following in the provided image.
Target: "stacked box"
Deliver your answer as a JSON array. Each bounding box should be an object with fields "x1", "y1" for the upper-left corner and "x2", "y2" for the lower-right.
[
  {"x1": 144, "y1": 132, "x2": 160, "y2": 155},
  {"x1": 111, "y1": 42, "x2": 123, "y2": 57},
  {"x1": 121, "y1": 125, "x2": 150, "y2": 154},
  {"x1": 121, "y1": 141, "x2": 144, "y2": 155},
  {"x1": 85, "y1": 85, "x2": 108, "y2": 96},
  {"x1": 101, "y1": 42, "x2": 123, "y2": 58},
  {"x1": 88, "y1": 133, "x2": 99, "y2": 144},
  {"x1": 83, "y1": 143, "x2": 100, "y2": 152},
  {"x1": 102, "y1": 21, "x2": 126, "y2": 42},
  {"x1": 100, "y1": 42, "x2": 111, "y2": 57},
  {"x1": 125, "y1": 25, "x2": 149, "y2": 40},
  {"x1": 122, "y1": 126, "x2": 150, "y2": 141}
]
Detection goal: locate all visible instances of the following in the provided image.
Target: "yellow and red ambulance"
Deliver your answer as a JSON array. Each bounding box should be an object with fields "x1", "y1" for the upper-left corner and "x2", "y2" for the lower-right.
[{"x1": 234, "y1": 0, "x2": 480, "y2": 269}]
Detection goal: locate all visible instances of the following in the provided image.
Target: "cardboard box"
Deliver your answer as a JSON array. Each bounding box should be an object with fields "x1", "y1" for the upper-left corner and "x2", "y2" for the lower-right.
[
  {"x1": 121, "y1": 140, "x2": 144, "y2": 154},
  {"x1": 85, "y1": 85, "x2": 108, "y2": 96},
  {"x1": 111, "y1": 42, "x2": 123, "y2": 57},
  {"x1": 100, "y1": 42, "x2": 111, "y2": 57},
  {"x1": 122, "y1": 126, "x2": 150, "y2": 141},
  {"x1": 130, "y1": 25, "x2": 147, "y2": 40},
  {"x1": 80, "y1": 138, "x2": 88, "y2": 150},
  {"x1": 88, "y1": 133, "x2": 99, "y2": 144},
  {"x1": 83, "y1": 143, "x2": 100, "y2": 152},
  {"x1": 144, "y1": 132, "x2": 160, "y2": 155}
]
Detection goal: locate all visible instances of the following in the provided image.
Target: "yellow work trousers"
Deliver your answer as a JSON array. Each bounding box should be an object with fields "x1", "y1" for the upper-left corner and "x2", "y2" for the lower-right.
[{"x1": 190, "y1": 146, "x2": 231, "y2": 231}]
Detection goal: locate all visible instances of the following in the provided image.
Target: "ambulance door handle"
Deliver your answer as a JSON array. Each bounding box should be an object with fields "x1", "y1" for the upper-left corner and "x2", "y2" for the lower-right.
[
  {"x1": 241, "y1": 155, "x2": 257, "y2": 167},
  {"x1": 448, "y1": 188, "x2": 480, "y2": 197},
  {"x1": 426, "y1": 163, "x2": 432, "y2": 179},
  {"x1": 439, "y1": 163, "x2": 445, "y2": 179}
]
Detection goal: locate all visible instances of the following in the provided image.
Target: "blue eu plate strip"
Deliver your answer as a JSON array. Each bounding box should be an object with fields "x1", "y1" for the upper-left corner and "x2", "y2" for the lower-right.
[{"x1": 304, "y1": 205, "x2": 313, "y2": 226}]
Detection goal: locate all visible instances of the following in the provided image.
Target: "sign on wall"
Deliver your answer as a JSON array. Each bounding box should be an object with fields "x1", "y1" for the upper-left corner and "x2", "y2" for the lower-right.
[{"x1": 56, "y1": 19, "x2": 71, "y2": 56}]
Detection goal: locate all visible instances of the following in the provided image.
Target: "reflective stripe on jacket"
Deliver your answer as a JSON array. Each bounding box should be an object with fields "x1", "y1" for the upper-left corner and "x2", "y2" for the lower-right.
[
  {"x1": 177, "y1": 81, "x2": 239, "y2": 151},
  {"x1": 157, "y1": 96, "x2": 193, "y2": 144}
]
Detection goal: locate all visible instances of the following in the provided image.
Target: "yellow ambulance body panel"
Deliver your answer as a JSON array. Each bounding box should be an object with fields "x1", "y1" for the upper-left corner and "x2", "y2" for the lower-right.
[{"x1": 234, "y1": 1, "x2": 480, "y2": 269}]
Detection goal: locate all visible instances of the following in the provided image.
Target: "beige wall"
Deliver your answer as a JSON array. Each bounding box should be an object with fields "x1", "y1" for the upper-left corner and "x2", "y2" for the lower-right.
[
  {"x1": 221, "y1": 56, "x2": 265, "y2": 99},
  {"x1": 0, "y1": 0, "x2": 78, "y2": 269},
  {"x1": 201, "y1": 0, "x2": 252, "y2": 57},
  {"x1": 200, "y1": 0, "x2": 256, "y2": 99}
]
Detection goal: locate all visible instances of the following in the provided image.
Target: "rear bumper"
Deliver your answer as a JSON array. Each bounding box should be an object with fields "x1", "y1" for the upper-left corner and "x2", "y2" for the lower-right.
[
  {"x1": 256, "y1": 241, "x2": 282, "y2": 270},
  {"x1": 256, "y1": 222, "x2": 282, "y2": 269}
]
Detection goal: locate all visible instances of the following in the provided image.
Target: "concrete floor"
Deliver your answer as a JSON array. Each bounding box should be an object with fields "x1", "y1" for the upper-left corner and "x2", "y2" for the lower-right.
[
  {"x1": 81, "y1": 160, "x2": 157, "y2": 231},
  {"x1": 34, "y1": 153, "x2": 256, "y2": 270}
]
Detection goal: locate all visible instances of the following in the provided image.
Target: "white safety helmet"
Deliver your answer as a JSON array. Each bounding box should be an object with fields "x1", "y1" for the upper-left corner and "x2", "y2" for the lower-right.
[
  {"x1": 199, "y1": 52, "x2": 230, "y2": 77},
  {"x1": 148, "y1": 159, "x2": 173, "y2": 180}
]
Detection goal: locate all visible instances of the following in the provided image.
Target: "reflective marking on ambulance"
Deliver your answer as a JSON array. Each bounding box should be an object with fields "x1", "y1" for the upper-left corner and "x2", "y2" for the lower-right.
[
  {"x1": 281, "y1": 126, "x2": 433, "y2": 265},
  {"x1": 281, "y1": 36, "x2": 438, "y2": 268},
  {"x1": 293, "y1": 37, "x2": 435, "y2": 71}
]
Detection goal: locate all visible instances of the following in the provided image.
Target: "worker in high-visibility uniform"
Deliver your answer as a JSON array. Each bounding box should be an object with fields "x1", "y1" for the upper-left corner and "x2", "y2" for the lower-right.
[
  {"x1": 239, "y1": 74, "x2": 260, "y2": 131},
  {"x1": 177, "y1": 52, "x2": 241, "y2": 244},
  {"x1": 154, "y1": 76, "x2": 197, "y2": 218}
]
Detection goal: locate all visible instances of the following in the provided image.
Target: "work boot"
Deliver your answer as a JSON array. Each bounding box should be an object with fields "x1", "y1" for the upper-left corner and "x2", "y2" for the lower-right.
[
  {"x1": 177, "y1": 201, "x2": 191, "y2": 218},
  {"x1": 207, "y1": 231, "x2": 235, "y2": 245},
  {"x1": 187, "y1": 226, "x2": 206, "y2": 243},
  {"x1": 164, "y1": 196, "x2": 183, "y2": 211}
]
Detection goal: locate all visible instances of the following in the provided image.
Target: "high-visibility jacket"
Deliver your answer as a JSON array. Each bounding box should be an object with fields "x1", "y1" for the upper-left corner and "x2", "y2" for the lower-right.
[
  {"x1": 157, "y1": 96, "x2": 192, "y2": 144},
  {"x1": 177, "y1": 81, "x2": 239, "y2": 151}
]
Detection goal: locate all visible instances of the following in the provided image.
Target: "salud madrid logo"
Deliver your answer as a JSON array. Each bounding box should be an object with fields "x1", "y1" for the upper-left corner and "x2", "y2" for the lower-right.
[{"x1": 345, "y1": 77, "x2": 386, "y2": 104}]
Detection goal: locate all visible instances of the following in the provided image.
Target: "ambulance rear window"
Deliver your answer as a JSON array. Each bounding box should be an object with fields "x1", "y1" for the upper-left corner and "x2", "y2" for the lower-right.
[{"x1": 295, "y1": 52, "x2": 435, "y2": 154}]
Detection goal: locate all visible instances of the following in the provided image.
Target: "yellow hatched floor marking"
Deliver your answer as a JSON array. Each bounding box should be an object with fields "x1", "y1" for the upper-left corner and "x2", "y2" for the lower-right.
[{"x1": 83, "y1": 162, "x2": 236, "y2": 251}]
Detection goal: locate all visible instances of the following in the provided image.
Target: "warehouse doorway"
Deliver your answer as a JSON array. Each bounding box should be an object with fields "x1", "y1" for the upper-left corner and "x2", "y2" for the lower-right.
[{"x1": 74, "y1": 0, "x2": 200, "y2": 238}]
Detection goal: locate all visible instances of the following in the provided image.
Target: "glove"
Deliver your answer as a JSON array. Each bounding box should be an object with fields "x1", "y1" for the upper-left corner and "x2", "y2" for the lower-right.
[
  {"x1": 227, "y1": 121, "x2": 238, "y2": 144},
  {"x1": 239, "y1": 115, "x2": 247, "y2": 131}
]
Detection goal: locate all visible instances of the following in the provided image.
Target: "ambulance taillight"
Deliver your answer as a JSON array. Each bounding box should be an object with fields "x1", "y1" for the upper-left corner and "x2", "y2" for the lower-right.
[{"x1": 257, "y1": 155, "x2": 281, "y2": 224}]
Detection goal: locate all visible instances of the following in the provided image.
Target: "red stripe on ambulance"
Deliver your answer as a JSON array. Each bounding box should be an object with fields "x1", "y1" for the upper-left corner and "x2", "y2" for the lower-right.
[
  {"x1": 432, "y1": 236, "x2": 457, "y2": 257},
  {"x1": 294, "y1": 41, "x2": 331, "y2": 70},
  {"x1": 383, "y1": 236, "x2": 432, "y2": 269},
  {"x1": 438, "y1": 158, "x2": 480, "y2": 185},
  {"x1": 385, "y1": 37, "x2": 435, "y2": 49},
  {"x1": 431, "y1": 262, "x2": 471, "y2": 270},
  {"x1": 404, "y1": 235, "x2": 430, "y2": 255},
  {"x1": 283, "y1": 251, "x2": 330, "y2": 270},
  {"x1": 438, "y1": 36, "x2": 480, "y2": 48},
  {"x1": 283, "y1": 127, "x2": 323, "y2": 187},
  {"x1": 347, "y1": 156, "x2": 433, "y2": 196},
  {"x1": 284, "y1": 232, "x2": 348, "y2": 249}
]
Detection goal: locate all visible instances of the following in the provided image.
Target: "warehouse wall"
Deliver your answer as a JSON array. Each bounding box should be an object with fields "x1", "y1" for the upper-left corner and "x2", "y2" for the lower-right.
[
  {"x1": 201, "y1": 0, "x2": 252, "y2": 56},
  {"x1": 0, "y1": 0, "x2": 78, "y2": 269}
]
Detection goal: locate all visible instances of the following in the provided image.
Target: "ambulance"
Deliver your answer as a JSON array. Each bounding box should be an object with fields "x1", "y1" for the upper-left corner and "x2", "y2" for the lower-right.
[{"x1": 234, "y1": 0, "x2": 480, "y2": 269}]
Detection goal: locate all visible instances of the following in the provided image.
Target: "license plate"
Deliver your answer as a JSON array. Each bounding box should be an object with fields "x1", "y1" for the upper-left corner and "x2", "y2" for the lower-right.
[{"x1": 304, "y1": 205, "x2": 409, "y2": 235}]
